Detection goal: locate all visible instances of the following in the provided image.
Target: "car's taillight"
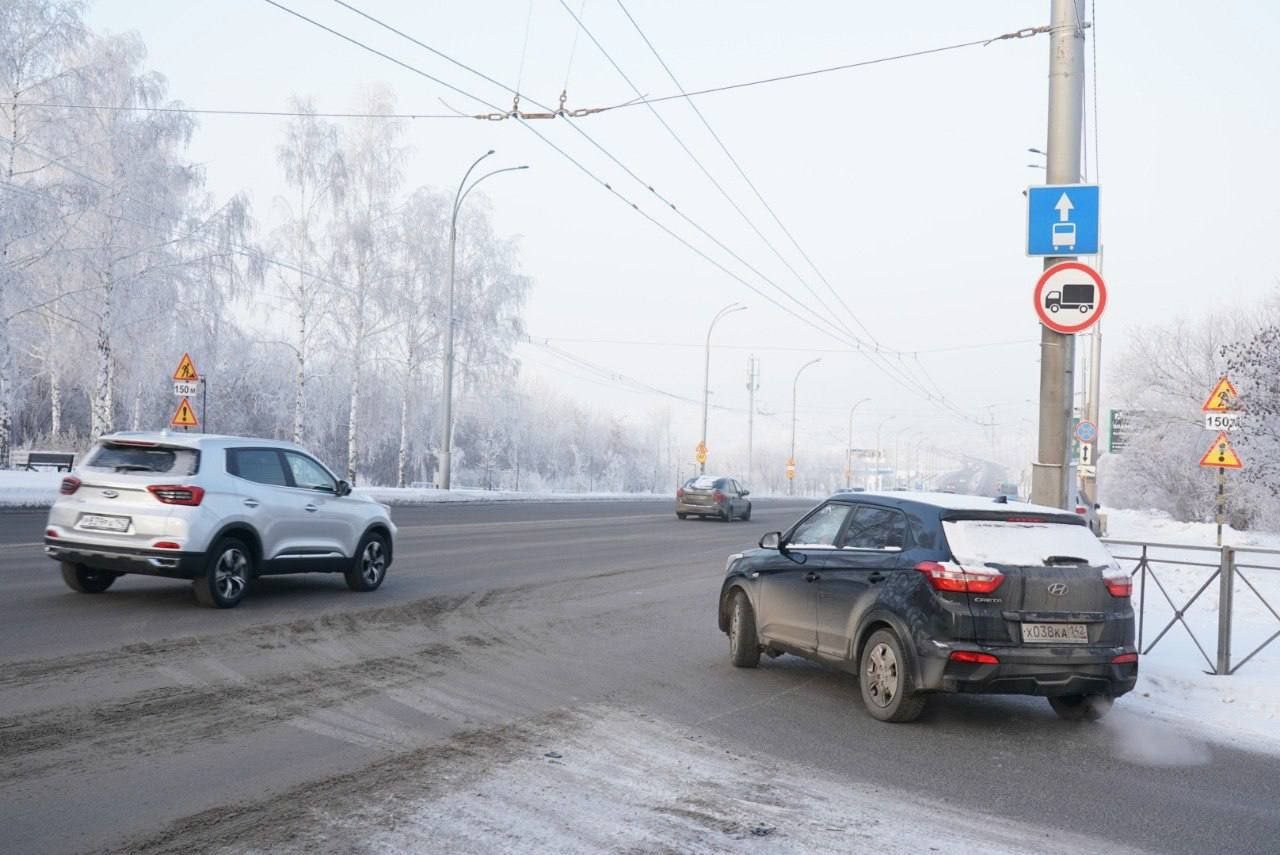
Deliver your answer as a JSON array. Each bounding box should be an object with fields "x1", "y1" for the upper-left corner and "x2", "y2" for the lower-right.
[
  {"x1": 949, "y1": 650, "x2": 1000, "y2": 665},
  {"x1": 153, "y1": 541, "x2": 181, "y2": 550},
  {"x1": 676, "y1": 488, "x2": 685, "y2": 498},
  {"x1": 60, "y1": 476, "x2": 81, "y2": 495},
  {"x1": 1112, "y1": 652, "x2": 1138, "y2": 664},
  {"x1": 713, "y1": 490, "x2": 726, "y2": 503},
  {"x1": 1104, "y1": 575, "x2": 1132, "y2": 598},
  {"x1": 914, "y1": 561, "x2": 1004, "y2": 594},
  {"x1": 147, "y1": 485, "x2": 205, "y2": 506},
  {"x1": 46, "y1": 528, "x2": 58, "y2": 538}
]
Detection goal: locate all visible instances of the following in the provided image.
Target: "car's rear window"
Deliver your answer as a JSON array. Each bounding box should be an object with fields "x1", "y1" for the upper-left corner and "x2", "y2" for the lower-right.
[
  {"x1": 85, "y1": 443, "x2": 200, "y2": 475},
  {"x1": 942, "y1": 519, "x2": 1116, "y2": 570},
  {"x1": 690, "y1": 476, "x2": 718, "y2": 489}
]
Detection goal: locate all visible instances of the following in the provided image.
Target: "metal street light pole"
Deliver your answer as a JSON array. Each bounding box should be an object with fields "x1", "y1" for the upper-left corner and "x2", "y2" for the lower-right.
[
  {"x1": 846, "y1": 398, "x2": 871, "y2": 489},
  {"x1": 438, "y1": 151, "x2": 529, "y2": 490},
  {"x1": 699, "y1": 302, "x2": 745, "y2": 474},
  {"x1": 789, "y1": 358, "x2": 821, "y2": 497},
  {"x1": 875, "y1": 415, "x2": 897, "y2": 491}
]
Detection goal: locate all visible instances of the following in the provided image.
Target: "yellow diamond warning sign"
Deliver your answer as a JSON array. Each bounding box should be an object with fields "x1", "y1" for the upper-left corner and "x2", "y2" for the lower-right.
[
  {"x1": 170, "y1": 396, "x2": 199, "y2": 429},
  {"x1": 1201, "y1": 377, "x2": 1239, "y2": 412},
  {"x1": 1199, "y1": 431, "x2": 1242, "y2": 469},
  {"x1": 173, "y1": 352, "x2": 199, "y2": 382}
]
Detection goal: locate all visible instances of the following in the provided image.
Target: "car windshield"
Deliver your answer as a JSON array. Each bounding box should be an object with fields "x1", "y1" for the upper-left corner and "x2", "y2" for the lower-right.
[
  {"x1": 85, "y1": 442, "x2": 199, "y2": 475},
  {"x1": 942, "y1": 519, "x2": 1117, "y2": 570}
]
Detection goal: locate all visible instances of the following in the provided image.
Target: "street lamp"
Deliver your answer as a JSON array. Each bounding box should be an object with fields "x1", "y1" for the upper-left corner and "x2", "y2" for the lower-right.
[
  {"x1": 438, "y1": 150, "x2": 529, "y2": 490},
  {"x1": 846, "y1": 398, "x2": 871, "y2": 489},
  {"x1": 789, "y1": 358, "x2": 822, "y2": 496},
  {"x1": 875, "y1": 415, "x2": 897, "y2": 491},
  {"x1": 699, "y1": 302, "x2": 746, "y2": 474}
]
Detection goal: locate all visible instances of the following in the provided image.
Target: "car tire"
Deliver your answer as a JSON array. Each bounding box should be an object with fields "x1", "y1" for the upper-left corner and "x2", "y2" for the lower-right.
[
  {"x1": 193, "y1": 537, "x2": 252, "y2": 608},
  {"x1": 60, "y1": 562, "x2": 118, "y2": 594},
  {"x1": 728, "y1": 590, "x2": 761, "y2": 668},
  {"x1": 1048, "y1": 694, "x2": 1113, "y2": 722},
  {"x1": 677, "y1": 512, "x2": 688, "y2": 520},
  {"x1": 741, "y1": 503, "x2": 752, "y2": 522},
  {"x1": 858, "y1": 629, "x2": 926, "y2": 723},
  {"x1": 720, "y1": 508, "x2": 731, "y2": 522},
  {"x1": 345, "y1": 531, "x2": 389, "y2": 592}
]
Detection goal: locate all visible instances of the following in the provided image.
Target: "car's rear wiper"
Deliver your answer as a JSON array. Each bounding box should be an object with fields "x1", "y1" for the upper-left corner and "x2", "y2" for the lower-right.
[
  {"x1": 1044, "y1": 554, "x2": 1089, "y2": 566},
  {"x1": 112, "y1": 464, "x2": 155, "y2": 472}
]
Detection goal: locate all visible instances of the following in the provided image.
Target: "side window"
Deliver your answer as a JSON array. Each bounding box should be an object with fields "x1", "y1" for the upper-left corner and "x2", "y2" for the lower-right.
[
  {"x1": 788, "y1": 503, "x2": 853, "y2": 548},
  {"x1": 842, "y1": 506, "x2": 907, "y2": 550},
  {"x1": 729, "y1": 480, "x2": 741, "y2": 495},
  {"x1": 285, "y1": 452, "x2": 337, "y2": 492},
  {"x1": 228, "y1": 448, "x2": 289, "y2": 486}
]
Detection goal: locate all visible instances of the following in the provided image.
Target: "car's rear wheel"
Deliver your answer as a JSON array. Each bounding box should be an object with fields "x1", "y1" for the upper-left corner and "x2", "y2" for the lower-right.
[
  {"x1": 194, "y1": 538, "x2": 252, "y2": 608},
  {"x1": 741, "y1": 503, "x2": 752, "y2": 522},
  {"x1": 1048, "y1": 693, "x2": 1113, "y2": 722},
  {"x1": 859, "y1": 629, "x2": 926, "y2": 722},
  {"x1": 345, "y1": 531, "x2": 389, "y2": 592},
  {"x1": 676, "y1": 512, "x2": 688, "y2": 520},
  {"x1": 728, "y1": 590, "x2": 761, "y2": 668},
  {"x1": 60, "y1": 562, "x2": 118, "y2": 594}
]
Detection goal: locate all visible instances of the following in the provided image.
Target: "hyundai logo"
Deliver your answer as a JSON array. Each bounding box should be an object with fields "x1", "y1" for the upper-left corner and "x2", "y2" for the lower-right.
[
  {"x1": 100, "y1": 489, "x2": 119, "y2": 499},
  {"x1": 1047, "y1": 582, "x2": 1068, "y2": 596}
]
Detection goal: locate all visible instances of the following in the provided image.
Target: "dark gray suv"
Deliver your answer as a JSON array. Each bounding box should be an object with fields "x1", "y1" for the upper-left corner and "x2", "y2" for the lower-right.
[{"x1": 717, "y1": 491, "x2": 1136, "y2": 722}]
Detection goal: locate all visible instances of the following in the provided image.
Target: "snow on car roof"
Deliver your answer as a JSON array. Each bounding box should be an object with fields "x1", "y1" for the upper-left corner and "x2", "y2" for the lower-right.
[
  {"x1": 832, "y1": 490, "x2": 1072, "y2": 517},
  {"x1": 102, "y1": 431, "x2": 303, "y2": 450}
]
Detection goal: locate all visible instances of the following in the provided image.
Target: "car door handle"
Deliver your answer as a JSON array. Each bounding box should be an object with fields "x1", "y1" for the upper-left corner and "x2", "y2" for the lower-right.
[
  {"x1": 304, "y1": 503, "x2": 318, "y2": 512},
  {"x1": 243, "y1": 499, "x2": 259, "y2": 509},
  {"x1": 804, "y1": 571, "x2": 821, "y2": 583},
  {"x1": 867, "y1": 572, "x2": 887, "y2": 584}
]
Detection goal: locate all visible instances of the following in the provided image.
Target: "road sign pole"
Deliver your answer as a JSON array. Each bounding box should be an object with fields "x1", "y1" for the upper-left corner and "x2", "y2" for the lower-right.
[
  {"x1": 200, "y1": 377, "x2": 207, "y2": 434},
  {"x1": 1031, "y1": 0, "x2": 1086, "y2": 511},
  {"x1": 1217, "y1": 466, "x2": 1225, "y2": 547}
]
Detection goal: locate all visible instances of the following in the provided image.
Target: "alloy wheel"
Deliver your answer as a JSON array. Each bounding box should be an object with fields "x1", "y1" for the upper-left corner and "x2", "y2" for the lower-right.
[
  {"x1": 865, "y1": 642, "x2": 899, "y2": 709},
  {"x1": 214, "y1": 548, "x2": 248, "y2": 601},
  {"x1": 361, "y1": 540, "x2": 387, "y2": 586}
]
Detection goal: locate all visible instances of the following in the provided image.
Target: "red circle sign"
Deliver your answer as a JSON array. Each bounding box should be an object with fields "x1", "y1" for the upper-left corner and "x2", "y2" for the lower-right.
[{"x1": 1033, "y1": 261, "x2": 1107, "y2": 334}]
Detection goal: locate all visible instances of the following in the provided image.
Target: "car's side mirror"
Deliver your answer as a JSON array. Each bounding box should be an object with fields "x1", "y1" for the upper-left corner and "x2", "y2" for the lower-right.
[
  {"x1": 335, "y1": 479, "x2": 352, "y2": 497},
  {"x1": 1094, "y1": 502, "x2": 1101, "y2": 510},
  {"x1": 741, "y1": 489, "x2": 750, "y2": 497},
  {"x1": 759, "y1": 531, "x2": 781, "y2": 550}
]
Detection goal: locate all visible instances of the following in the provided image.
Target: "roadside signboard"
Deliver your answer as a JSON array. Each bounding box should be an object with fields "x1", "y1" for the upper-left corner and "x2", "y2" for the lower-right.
[
  {"x1": 1034, "y1": 261, "x2": 1106, "y2": 334},
  {"x1": 173, "y1": 352, "x2": 199, "y2": 382},
  {"x1": 1074, "y1": 419, "x2": 1097, "y2": 444},
  {"x1": 1108, "y1": 409, "x2": 1130, "y2": 453},
  {"x1": 1199, "y1": 432, "x2": 1242, "y2": 469},
  {"x1": 173, "y1": 380, "x2": 200, "y2": 397},
  {"x1": 1201, "y1": 377, "x2": 1239, "y2": 412},
  {"x1": 1204, "y1": 413, "x2": 1241, "y2": 432},
  {"x1": 170, "y1": 397, "x2": 199, "y2": 429},
  {"x1": 786, "y1": 457, "x2": 796, "y2": 480},
  {"x1": 1027, "y1": 184, "x2": 1100, "y2": 256},
  {"x1": 694, "y1": 441, "x2": 707, "y2": 465}
]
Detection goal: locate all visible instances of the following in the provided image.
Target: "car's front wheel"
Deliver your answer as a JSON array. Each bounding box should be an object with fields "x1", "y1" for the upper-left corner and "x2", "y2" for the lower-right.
[
  {"x1": 1048, "y1": 694, "x2": 1113, "y2": 722},
  {"x1": 194, "y1": 538, "x2": 252, "y2": 608},
  {"x1": 741, "y1": 503, "x2": 752, "y2": 522},
  {"x1": 345, "y1": 531, "x2": 389, "y2": 592},
  {"x1": 859, "y1": 629, "x2": 926, "y2": 722},
  {"x1": 60, "y1": 562, "x2": 119, "y2": 594},
  {"x1": 728, "y1": 590, "x2": 761, "y2": 668},
  {"x1": 676, "y1": 512, "x2": 688, "y2": 520}
]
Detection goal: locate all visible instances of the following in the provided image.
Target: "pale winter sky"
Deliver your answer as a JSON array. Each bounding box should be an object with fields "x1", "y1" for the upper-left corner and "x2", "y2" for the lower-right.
[{"x1": 86, "y1": 0, "x2": 1280, "y2": 478}]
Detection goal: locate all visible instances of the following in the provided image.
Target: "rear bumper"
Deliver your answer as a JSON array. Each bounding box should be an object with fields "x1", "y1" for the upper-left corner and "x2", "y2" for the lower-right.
[
  {"x1": 676, "y1": 501, "x2": 723, "y2": 516},
  {"x1": 918, "y1": 644, "x2": 1138, "y2": 698},
  {"x1": 45, "y1": 538, "x2": 205, "y2": 579}
]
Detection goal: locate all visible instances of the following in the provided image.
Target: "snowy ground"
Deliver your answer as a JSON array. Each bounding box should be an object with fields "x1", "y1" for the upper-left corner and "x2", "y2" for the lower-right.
[
  {"x1": 1102, "y1": 508, "x2": 1280, "y2": 756},
  {"x1": 0, "y1": 471, "x2": 64, "y2": 507}
]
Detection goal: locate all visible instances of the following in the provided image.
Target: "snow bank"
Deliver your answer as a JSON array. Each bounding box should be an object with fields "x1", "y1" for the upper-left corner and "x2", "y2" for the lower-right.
[
  {"x1": 356, "y1": 486, "x2": 669, "y2": 506},
  {"x1": 0, "y1": 471, "x2": 63, "y2": 508},
  {"x1": 1102, "y1": 507, "x2": 1280, "y2": 756}
]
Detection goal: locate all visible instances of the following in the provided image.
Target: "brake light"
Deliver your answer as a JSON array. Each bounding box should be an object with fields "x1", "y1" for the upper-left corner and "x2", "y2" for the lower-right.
[
  {"x1": 713, "y1": 490, "x2": 726, "y2": 503},
  {"x1": 676, "y1": 488, "x2": 685, "y2": 498},
  {"x1": 153, "y1": 541, "x2": 181, "y2": 550},
  {"x1": 1075, "y1": 506, "x2": 1088, "y2": 515},
  {"x1": 1112, "y1": 652, "x2": 1138, "y2": 664},
  {"x1": 914, "y1": 561, "x2": 1004, "y2": 594},
  {"x1": 1104, "y1": 576, "x2": 1132, "y2": 598},
  {"x1": 949, "y1": 650, "x2": 1000, "y2": 665},
  {"x1": 60, "y1": 476, "x2": 81, "y2": 495},
  {"x1": 147, "y1": 485, "x2": 205, "y2": 506},
  {"x1": 46, "y1": 529, "x2": 58, "y2": 538}
]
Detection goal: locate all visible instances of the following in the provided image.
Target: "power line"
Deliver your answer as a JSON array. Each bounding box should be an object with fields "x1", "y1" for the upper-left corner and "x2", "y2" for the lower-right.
[
  {"x1": 529, "y1": 334, "x2": 1039, "y2": 355},
  {"x1": 8, "y1": 101, "x2": 469, "y2": 120}
]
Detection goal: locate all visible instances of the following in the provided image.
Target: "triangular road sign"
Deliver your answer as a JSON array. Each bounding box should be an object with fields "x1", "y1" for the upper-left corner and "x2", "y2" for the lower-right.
[
  {"x1": 1199, "y1": 431, "x2": 1242, "y2": 469},
  {"x1": 1201, "y1": 376, "x2": 1239, "y2": 412},
  {"x1": 173, "y1": 352, "x2": 199, "y2": 382},
  {"x1": 170, "y1": 396, "x2": 199, "y2": 428}
]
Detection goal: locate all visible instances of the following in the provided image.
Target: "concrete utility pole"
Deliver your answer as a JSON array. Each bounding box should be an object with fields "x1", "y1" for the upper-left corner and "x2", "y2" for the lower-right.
[
  {"x1": 699, "y1": 303, "x2": 746, "y2": 475},
  {"x1": 1082, "y1": 245, "x2": 1104, "y2": 506},
  {"x1": 846, "y1": 397, "x2": 870, "y2": 489},
  {"x1": 789, "y1": 358, "x2": 821, "y2": 497},
  {"x1": 745, "y1": 355, "x2": 759, "y2": 484},
  {"x1": 438, "y1": 151, "x2": 527, "y2": 489},
  {"x1": 1031, "y1": 0, "x2": 1086, "y2": 510},
  {"x1": 875, "y1": 415, "x2": 896, "y2": 491}
]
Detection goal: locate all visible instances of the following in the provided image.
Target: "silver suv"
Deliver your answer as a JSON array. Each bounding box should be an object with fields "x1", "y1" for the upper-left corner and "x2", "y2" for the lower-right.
[{"x1": 43, "y1": 432, "x2": 396, "y2": 608}]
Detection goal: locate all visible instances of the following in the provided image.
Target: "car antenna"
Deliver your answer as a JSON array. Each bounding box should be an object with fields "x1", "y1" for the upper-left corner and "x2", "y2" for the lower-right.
[{"x1": 993, "y1": 495, "x2": 1008, "y2": 504}]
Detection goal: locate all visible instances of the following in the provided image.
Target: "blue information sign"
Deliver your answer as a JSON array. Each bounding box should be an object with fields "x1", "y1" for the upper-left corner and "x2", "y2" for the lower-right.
[{"x1": 1027, "y1": 184, "x2": 1099, "y2": 256}]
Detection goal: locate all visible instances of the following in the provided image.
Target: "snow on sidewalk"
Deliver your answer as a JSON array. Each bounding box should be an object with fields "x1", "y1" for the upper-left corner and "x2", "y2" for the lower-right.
[
  {"x1": 0, "y1": 471, "x2": 63, "y2": 508},
  {"x1": 1103, "y1": 508, "x2": 1280, "y2": 756}
]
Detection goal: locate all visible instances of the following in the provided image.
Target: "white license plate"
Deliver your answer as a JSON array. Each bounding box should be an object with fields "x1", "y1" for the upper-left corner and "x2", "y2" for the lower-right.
[
  {"x1": 79, "y1": 514, "x2": 131, "y2": 533},
  {"x1": 1021, "y1": 622, "x2": 1089, "y2": 644}
]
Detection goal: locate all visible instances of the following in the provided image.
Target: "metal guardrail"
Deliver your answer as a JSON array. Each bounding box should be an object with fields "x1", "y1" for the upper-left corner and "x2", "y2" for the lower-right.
[{"x1": 1102, "y1": 538, "x2": 1280, "y2": 675}]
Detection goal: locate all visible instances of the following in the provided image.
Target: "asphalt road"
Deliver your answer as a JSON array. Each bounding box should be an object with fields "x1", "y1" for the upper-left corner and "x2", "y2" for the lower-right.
[{"x1": 2, "y1": 499, "x2": 1278, "y2": 854}]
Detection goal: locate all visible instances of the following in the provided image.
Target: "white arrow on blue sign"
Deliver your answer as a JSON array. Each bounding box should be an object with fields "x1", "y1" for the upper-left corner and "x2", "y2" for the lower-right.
[{"x1": 1027, "y1": 184, "x2": 1099, "y2": 256}]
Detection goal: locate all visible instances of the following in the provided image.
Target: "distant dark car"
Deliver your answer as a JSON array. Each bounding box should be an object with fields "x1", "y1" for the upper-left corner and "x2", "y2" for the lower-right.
[
  {"x1": 717, "y1": 491, "x2": 1135, "y2": 722},
  {"x1": 677, "y1": 475, "x2": 751, "y2": 522}
]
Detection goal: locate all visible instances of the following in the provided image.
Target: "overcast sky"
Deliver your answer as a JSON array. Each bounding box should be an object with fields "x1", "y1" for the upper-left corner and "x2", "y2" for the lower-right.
[{"x1": 85, "y1": 0, "x2": 1280, "y2": 476}]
